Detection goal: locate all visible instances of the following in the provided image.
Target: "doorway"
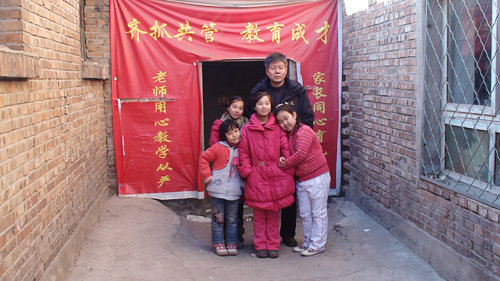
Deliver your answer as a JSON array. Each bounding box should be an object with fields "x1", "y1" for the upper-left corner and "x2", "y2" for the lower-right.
[
  {"x1": 201, "y1": 60, "x2": 264, "y2": 149},
  {"x1": 200, "y1": 59, "x2": 299, "y2": 149}
]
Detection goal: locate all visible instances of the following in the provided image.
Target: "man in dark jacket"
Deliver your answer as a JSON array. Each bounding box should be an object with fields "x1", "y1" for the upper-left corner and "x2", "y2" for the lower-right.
[
  {"x1": 246, "y1": 52, "x2": 314, "y2": 247},
  {"x1": 246, "y1": 53, "x2": 314, "y2": 128}
]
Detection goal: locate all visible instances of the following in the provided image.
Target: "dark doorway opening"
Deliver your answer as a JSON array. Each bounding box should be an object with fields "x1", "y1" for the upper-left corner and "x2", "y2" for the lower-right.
[{"x1": 201, "y1": 61, "x2": 264, "y2": 149}]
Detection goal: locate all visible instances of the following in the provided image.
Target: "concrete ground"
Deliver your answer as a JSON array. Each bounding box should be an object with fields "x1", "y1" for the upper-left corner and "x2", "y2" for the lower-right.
[{"x1": 67, "y1": 196, "x2": 444, "y2": 281}]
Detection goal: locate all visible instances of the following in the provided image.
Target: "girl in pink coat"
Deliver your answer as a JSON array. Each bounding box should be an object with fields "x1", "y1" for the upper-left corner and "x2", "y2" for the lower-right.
[
  {"x1": 276, "y1": 103, "x2": 331, "y2": 257},
  {"x1": 238, "y1": 91, "x2": 295, "y2": 259}
]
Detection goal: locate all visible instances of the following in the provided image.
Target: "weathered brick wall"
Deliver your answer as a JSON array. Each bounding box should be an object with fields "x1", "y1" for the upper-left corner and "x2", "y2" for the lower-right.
[
  {"x1": 0, "y1": 0, "x2": 109, "y2": 280},
  {"x1": 343, "y1": 0, "x2": 500, "y2": 279},
  {"x1": 418, "y1": 180, "x2": 500, "y2": 276},
  {"x1": 344, "y1": 0, "x2": 418, "y2": 209},
  {"x1": 83, "y1": 0, "x2": 116, "y2": 190}
]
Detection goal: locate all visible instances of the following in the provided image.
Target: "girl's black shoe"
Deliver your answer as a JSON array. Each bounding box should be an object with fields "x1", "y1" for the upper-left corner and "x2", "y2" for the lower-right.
[
  {"x1": 256, "y1": 249, "x2": 268, "y2": 258},
  {"x1": 268, "y1": 250, "x2": 279, "y2": 258}
]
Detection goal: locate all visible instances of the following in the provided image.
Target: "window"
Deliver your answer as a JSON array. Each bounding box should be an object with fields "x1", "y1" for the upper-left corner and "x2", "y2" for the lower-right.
[
  {"x1": 447, "y1": 0, "x2": 493, "y2": 106},
  {"x1": 422, "y1": 0, "x2": 500, "y2": 207}
]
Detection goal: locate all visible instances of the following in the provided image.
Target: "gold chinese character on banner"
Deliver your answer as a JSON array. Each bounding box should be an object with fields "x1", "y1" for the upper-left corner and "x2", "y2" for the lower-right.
[
  {"x1": 154, "y1": 102, "x2": 167, "y2": 113},
  {"x1": 155, "y1": 145, "x2": 170, "y2": 158},
  {"x1": 312, "y1": 87, "x2": 327, "y2": 99},
  {"x1": 156, "y1": 162, "x2": 173, "y2": 171},
  {"x1": 313, "y1": 101, "x2": 325, "y2": 114},
  {"x1": 292, "y1": 23, "x2": 309, "y2": 44},
  {"x1": 316, "y1": 130, "x2": 326, "y2": 143},
  {"x1": 154, "y1": 118, "x2": 170, "y2": 127},
  {"x1": 152, "y1": 86, "x2": 167, "y2": 97},
  {"x1": 157, "y1": 175, "x2": 172, "y2": 187},
  {"x1": 149, "y1": 20, "x2": 172, "y2": 40},
  {"x1": 153, "y1": 131, "x2": 173, "y2": 143},
  {"x1": 266, "y1": 22, "x2": 285, "y2": 44},
  {"x1": 126, "y1": 18, "x2": 147, "y2": 42},
  {"x1": 240, "y1": 22, "x2": 264, "y2": 43},
  {"x1": 312, "y1": 72, "x2": 326, "y2": 85},
  {"x1": 174, "y1": 21, "x2": 195, "y2": 42},
  {"x1": 314, "y1": 118, "x2": 327, "y2": 126},
  {"x1": 315, "y1": 21, "x2": 330, "y2": 44},
  {"x1": 153, "y1": 71, "x2": 167, "y2": 83},
  {"x1": 201, "y1": 22, "x2": 218, "y2": 43}
]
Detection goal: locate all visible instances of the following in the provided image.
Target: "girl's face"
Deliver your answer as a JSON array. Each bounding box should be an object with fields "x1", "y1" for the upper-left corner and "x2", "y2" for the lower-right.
[
  {"x1": 276, "y1": 110, "x2": 297, "y2": 132},
  {"x1": 254, "y1": 95, "x2": 272, "y2": 118},
  {"x1": 227, "y1": 101, "x2": 244, "y2": 119},
  {"x1": 225, "y1": 127, "x2": 241, "y2": 146}
]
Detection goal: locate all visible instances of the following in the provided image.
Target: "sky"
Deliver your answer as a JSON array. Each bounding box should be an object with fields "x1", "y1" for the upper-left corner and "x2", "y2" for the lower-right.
[{"x1": 344, "y1": 0, "x2": 369, "y2": 15}]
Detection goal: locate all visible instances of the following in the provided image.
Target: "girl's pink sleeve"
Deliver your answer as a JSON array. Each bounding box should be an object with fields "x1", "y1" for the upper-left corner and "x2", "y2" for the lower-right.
[
  {"x1": 279, "y1": 129, "x2": 291, "y2": 158},
  {"x1": 237, "y1": 127, "x2": 252, "y2": 178},
  {"x1": 284, "y1": 129, "x2": 314, "y2": 168},
  {"x1": 199, "y1": 146, "x2": 217, "y2": 180},
  {"x1": 279, "y1": 128, "x2": 295, "y2": 175},
  {"x1": 208, "y1": 119, "x2": 222, "y2": 147}
]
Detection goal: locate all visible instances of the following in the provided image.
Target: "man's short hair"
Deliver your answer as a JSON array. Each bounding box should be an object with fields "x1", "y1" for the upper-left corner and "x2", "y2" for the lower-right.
[{"x1": 264, "y1": 52, "x2": 288, "y2": 69}]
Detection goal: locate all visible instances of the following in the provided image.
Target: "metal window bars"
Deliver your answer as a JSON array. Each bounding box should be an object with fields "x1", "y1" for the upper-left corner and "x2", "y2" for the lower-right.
[{"x1": 422, "y1": 0, "x2": 500, "y2": 208}]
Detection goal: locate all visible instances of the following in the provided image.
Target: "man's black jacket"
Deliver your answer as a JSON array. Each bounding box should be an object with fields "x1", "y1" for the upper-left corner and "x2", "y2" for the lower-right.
[{"x1": 246, "y1": 76, "x2": 314, "y2": 128}]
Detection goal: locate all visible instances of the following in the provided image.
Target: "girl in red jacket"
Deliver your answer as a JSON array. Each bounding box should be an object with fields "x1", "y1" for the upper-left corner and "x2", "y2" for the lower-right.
[
  {"x1": 276, "y1": 103, "x2": 331, "y2": 257},
  {"x1": 208, "y1": 96, "x2": 249, "y2": 248},
  {"x1": 209, "y1": 96, "x2": 249, "y2": 147},
  {"x1": 199, "y1": 119, "x2": 243, "y2": 256},
  {"x1": 238, "y1": 91, "x2": 295, "y2": 259}
]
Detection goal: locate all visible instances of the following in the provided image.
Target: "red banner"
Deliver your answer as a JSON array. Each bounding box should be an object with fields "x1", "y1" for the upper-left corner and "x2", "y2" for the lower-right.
[{"x1": 111, "y1": 0, "x2": 340, "y2": 199}]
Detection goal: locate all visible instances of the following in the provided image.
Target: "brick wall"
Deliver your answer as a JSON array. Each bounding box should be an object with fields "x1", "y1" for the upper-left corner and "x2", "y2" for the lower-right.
[
  {"x1": 342, "y1": 0, "x2": 500, "y2": 280},
  {"x1": 0, "y1": 0, "x2": 109, "y2": 280},
  {"x1": 82, "y1": 0, "x2": 116, "y2": 190}
]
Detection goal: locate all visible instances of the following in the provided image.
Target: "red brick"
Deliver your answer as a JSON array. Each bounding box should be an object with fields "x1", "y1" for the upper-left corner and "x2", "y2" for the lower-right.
[
  {"x1": 468, "y1": 201, "x2": 479, "y2": 213},
  {"x1": 493, "y1": 243, "x2": 500, "y2": 257},
  {"x1": 488, "y1": 211, "x2": 499, "y2": 223},
  {"x1": 0, "y1": 9, "x2": 21, "y2": 20}
]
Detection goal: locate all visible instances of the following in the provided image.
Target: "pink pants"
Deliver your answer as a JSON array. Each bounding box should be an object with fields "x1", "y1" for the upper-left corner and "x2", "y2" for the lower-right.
[{"x1": 252, "y1": 208, "x2": 280, "y2": 251}]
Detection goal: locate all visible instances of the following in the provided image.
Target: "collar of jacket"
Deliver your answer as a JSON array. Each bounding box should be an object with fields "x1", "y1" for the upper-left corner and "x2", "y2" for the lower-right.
[
  {"x1": 288, "y1": 123, "x2": 302, "y2": 137},
  {"x1": 248, "y1": 113, "x2": 276, "y2": 131},
  {"x1": 270, "y1": 77, "x2": 302, "y2": 93},
  {"x1": 218, "y1": 140, "x2": 238, "y2": 149}
]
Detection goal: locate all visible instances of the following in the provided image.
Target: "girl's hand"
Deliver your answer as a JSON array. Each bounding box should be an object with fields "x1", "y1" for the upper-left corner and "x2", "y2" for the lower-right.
[
  {"x1": 278, "y1": 157, "x2": 286, "y2": 168},
  {"x1": 204, "y1": 176, "x2": 212, "y2": 185}
]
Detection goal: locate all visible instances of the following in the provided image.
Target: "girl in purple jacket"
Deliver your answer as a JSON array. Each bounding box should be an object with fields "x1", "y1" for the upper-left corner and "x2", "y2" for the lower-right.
[
  {"x1": 276, "y1": 103, "x2": 331, "y2": 257},
  {"x1": 238, "y1": 91, "x2": 295, "y2": 259}
]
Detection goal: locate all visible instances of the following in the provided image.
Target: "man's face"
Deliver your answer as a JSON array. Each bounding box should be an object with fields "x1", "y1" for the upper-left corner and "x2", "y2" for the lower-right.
[{"x1": 266, "y1": 61, "x2": 288, "y2": 87}]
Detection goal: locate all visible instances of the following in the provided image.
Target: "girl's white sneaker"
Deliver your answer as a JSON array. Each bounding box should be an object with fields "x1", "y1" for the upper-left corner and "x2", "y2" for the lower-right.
[
  {"x1": 293, "y1": 245, "x2": 307, "y2": 253},
  {"x1": 301, "y1": 247, "x2": 325, "y2": 256}
]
